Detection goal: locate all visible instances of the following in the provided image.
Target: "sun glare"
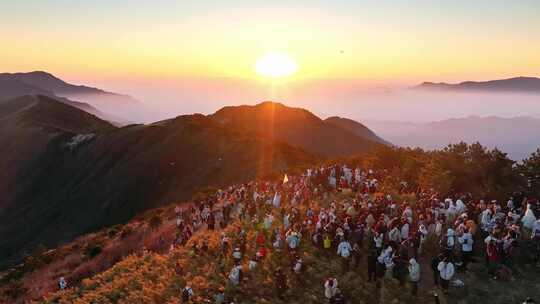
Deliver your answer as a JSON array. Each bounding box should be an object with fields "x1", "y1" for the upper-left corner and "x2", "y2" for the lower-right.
[{"x1": 255, "y1": 52, "x2": 298, "y2": 78}]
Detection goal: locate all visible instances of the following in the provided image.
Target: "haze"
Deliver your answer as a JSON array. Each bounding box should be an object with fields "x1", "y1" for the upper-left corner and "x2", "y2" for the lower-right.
[{"x1": 2, "y1": 0, "x2": 540, "y2": 156}]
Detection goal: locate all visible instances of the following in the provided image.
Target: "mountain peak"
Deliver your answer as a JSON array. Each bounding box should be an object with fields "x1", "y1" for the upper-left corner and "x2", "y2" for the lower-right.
[
  {"x1": 0, "y1": 94, "x2": 114, "y2": 133},
  {"x1": 211, "y1": 102, "x2": 385, "y2": 157}
]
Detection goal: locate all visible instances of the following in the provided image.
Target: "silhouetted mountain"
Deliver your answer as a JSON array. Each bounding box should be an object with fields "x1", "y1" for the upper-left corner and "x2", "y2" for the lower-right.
[
  {"x1": 0, "y1": 74, "x2": 129, "y2": 125},
  {"x1": 324, "y1": 116, "x2": 391, "y2": 145},
  {"x1": 211, "y1": 101, "x2": 386, "y2": 157},
  {"x1": 0, "y1": 71, "x2": 150, "y2": 122},
  {"x1": 0, "y1": 71, "x2": 134, "y2": 100},
  {"x1": 365, "y1": 115, "x2": 540, "y2": 160},
  {"x1": 0, "y1": 96, "x2": 317, "y2": 263},
  {"x1": 416, "y1": 76, "x2": 540, "y2": 93},
  {"x1": 0, "y1": 78, "x2": 54, "y2": 99}
]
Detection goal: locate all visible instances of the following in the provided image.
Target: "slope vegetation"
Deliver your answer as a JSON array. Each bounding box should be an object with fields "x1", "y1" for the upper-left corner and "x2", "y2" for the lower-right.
[{"x1": 0, "y1": 96, "x2": 317, "y2": 264}]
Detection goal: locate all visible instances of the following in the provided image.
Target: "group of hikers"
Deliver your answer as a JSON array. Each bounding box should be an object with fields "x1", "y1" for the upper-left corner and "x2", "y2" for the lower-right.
[{"x1": 60, "y1": 163, "x2": 540, "y2": 303}]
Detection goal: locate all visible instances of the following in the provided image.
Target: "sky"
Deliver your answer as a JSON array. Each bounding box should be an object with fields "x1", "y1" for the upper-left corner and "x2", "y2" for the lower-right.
[{"x1": 1, "y1": 0, "x2": 540, "y2": 121}]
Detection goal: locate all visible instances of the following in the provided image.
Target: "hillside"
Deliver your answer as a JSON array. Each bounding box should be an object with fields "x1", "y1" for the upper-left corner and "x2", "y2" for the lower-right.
[
  {"x1": 211, "y1": 101, "x2": 386, "y2": 157},
  {"x1": 324, "y1": 116, "x2": 390, "y2": 145},
  {"x1": 0, "y1": 95, "x2": 114, "y2": 208},
  {"x1": 2, "y1": 143, "x2": 537, "y2": 304},
  {"x1": 416, "y1": 76, "x2": 540, "y2": 93},
  {"x1": 0, "y1": 71, "x2": 136, "y2": 102},
  {"x1": 0, "y1": 71, "x2": 146, "y2": 122},
  {"x1": 0, "y1": 78, "x2": 55, "y2": 100},
  {"x1": 0, "y1": 96, "x2": 318, "y2": 264}
]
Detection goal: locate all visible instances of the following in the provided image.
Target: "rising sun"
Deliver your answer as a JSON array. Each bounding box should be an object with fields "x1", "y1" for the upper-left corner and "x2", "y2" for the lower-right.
[{"x1": 255, "y1": 52, "x2": 298, "y2": 78}]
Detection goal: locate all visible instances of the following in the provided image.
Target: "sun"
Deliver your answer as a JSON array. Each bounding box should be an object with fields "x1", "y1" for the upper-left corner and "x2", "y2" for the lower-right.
[{"x1": 255, "y1": 52, "x2": 298, "y2": 78}]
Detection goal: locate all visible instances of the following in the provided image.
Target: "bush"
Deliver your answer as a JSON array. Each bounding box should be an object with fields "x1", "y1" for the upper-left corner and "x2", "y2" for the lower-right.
[
  {"x1": 120, "y1": 226, "x2": 133, "y2": 239},
  {"x1": 107, "y1": 225, "x2": 122, "y2": 238},
  {"x1": 3, "y1": 280, "x2": 28, "y2": 300},
  {"x1": 84, "y1": 243, "x2": 103, "y2": 259},
  {"x1": 149, "y1": 215, "x2": 163, "y2": 230}
]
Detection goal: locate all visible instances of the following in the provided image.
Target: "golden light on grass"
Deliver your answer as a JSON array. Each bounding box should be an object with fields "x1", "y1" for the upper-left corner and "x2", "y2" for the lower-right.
[{"x1": 255, "y1": 52, "x2": 298, "y2": 78}]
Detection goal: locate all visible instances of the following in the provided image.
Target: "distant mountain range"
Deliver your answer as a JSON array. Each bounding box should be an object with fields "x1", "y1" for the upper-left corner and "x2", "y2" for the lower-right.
[
  {"x1": 365, "y1": 115, "x2": 540, "y2": 160},
  {"x1": 416, "y1": 76, "x2": 540, "y2": 93},
  {"x1": 0, "y1": 71, "x2": 146, "y2": 123},
  {"x1": 0, "y1": 95, "x2": 385, "y2": 264}
]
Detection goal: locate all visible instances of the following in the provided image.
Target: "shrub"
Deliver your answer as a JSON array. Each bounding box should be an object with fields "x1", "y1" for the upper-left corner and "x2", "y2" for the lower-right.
[
  {"x1": 107, "y1": 225, "x2": 122, "y2": 238},
  {"x1": 148, "y1": 215, "x2": 163, "y2": 230},
  {"x1": 84, "y1": 243, "x2": 103, "y2": 259},
  {"x1": 120, "y1": 226, "x2": 133, "y2": 239}
]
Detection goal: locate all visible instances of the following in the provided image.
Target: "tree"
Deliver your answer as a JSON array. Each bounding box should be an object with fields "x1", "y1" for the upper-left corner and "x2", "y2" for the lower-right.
[
  {"x1": 519, "y1": 148, "x2": 540, "y2": 198},
  {"x1": 418, "y1": 160, "x2": 454, "y2": 195}
]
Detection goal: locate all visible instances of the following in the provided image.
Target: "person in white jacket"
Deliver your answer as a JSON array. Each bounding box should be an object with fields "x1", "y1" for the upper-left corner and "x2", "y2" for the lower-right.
[
  {"x1": 437, "y1": 258, "x2": 455, "y2": 294},
  {"x1": 408, "y1": 258, "x2": 421, "y2": 296},
  {"x1": 522, "y1": 204, "x2": 537, "y2": 230},
  {"x1": 458, "y1": 228, "x2": 474, "y2": 270},
  {"x1": 324, "y1": 278, "x2": 338, "y2": 300},
  {"x1": 337, "y1": 238, "x2": 352, "y2": 272}
]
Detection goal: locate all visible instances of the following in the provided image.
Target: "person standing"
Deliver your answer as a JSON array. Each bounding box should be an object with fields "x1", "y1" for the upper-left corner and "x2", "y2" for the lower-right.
[
  {"x1": 337, "y1": 238, "x2": 353, "y2": 273},
  {"x1": 458, "y1": 228, "x2": 474, "y2": 271},
  {"x1": 430, "y1": 254, "x2": 443, "y2": 287},
  {"x1": 274, "y1": 267, "x2": 288, "y2": 300},
  {"x1": 182, "y1": 284, "x2": 194, "y2": 303},
  {"x1": 367, "y1": 250, "x2": 378, "y2": 282},
  {"x1": 437, "y1": 257, "x2": 455, "y2": 294},
  {"x1": 408, "y1": 258, "x2": 421, "y2": 296},
  {"x1": 324, "y1": 278, "x2": 339, "y2": 302},
  {"x1": 58, "y1": 277, "x2": 67, "y2": 290}
]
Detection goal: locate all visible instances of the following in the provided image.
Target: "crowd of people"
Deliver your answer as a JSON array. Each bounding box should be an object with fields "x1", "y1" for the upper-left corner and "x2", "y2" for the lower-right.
[
  {"x1": 178, "y1": 164, "x2": 540, "y2": 303},
  {"x1": 64, "y1": 163, "x2": 540, "y2": 303}
]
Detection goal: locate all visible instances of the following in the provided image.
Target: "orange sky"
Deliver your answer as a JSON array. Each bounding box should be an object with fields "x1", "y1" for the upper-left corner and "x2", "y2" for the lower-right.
[{"x1": 1, "y1": 1, "x2": 539, "y2": 85}]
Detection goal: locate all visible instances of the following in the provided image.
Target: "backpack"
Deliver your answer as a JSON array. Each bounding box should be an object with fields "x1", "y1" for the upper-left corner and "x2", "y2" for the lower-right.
[{"x1": 324, "y1": 238, "x2": 332, "y2": 249}]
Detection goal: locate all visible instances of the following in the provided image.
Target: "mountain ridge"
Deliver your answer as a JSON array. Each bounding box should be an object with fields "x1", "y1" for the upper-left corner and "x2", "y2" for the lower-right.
[
  {"x1": 0, "y1": 71, "x2": 145, "y2": 123},
  {"x1": 0, "y1": 96, "x2": 322, "y2": 264},
  {"x1": 416, "y1": 76, "x2": 540, "y2": 93},
  {"x1": 210, "y1": 101, "x2": 387, "y2": 157}
]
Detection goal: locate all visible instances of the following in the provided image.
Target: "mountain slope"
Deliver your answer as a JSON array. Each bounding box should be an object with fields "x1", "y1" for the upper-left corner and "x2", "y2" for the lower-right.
[
  {"x1": 0, "y1": 71, "x2": 134, "y2": 100},
  {"x1": 210, "y1": 101, "x2": 385, "y2": 157},
  {"x1": 0, "y1": 71, "x2": 148, "y2": 122},
  {"x1": 416, "y1": 76, "x2": 540, "y2": 93},
  {"x1": 0, "y1": 97, "x2": 317, "y2": 263},
  {"x1": 0, "y1": 76, "x2": 127, "y2": 124},
  {"x1": 0, "y1": 78, "x2": 55, "y2": 100},
  {"x1": 324, "y1": 116, "x2": 391, "y2": 145},
  {"x1": 0, "y1": 95, "x2": 115, "y2": 208}
]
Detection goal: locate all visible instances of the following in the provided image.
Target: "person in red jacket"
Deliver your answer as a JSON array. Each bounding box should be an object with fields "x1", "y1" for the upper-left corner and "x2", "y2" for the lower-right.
[{"x1": 487, "y1": 240, "x2": 501, "y2": 279}]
